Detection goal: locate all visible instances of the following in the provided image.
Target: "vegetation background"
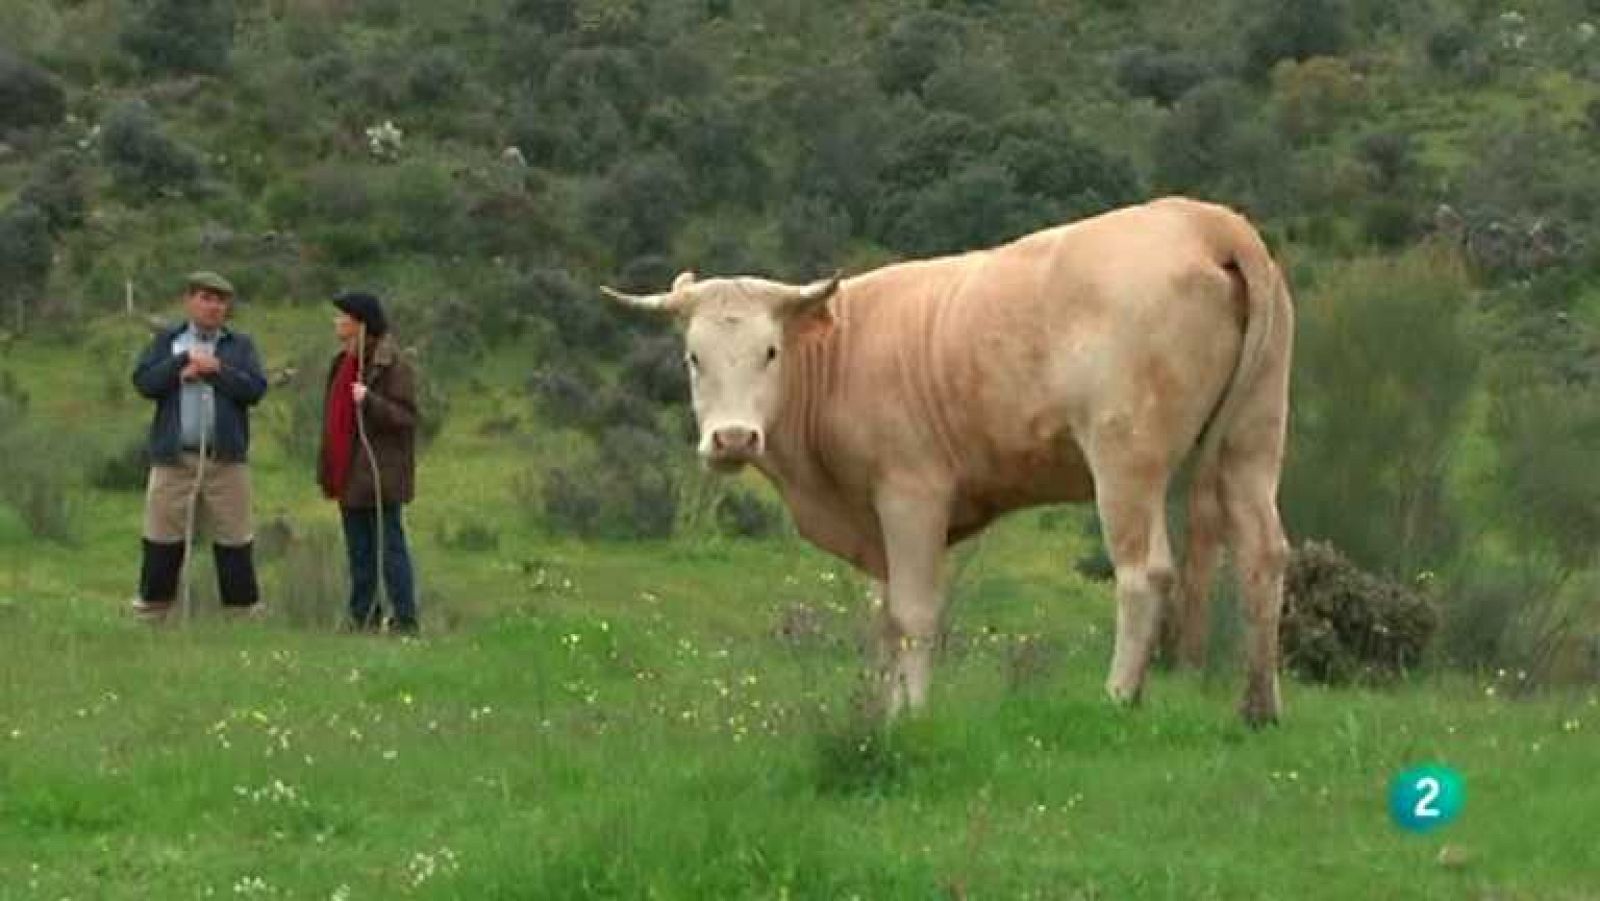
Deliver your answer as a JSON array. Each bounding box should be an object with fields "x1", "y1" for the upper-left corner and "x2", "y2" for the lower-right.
[{"x1": 2, "y1": 0, "x2": 1598, "y2": 897}]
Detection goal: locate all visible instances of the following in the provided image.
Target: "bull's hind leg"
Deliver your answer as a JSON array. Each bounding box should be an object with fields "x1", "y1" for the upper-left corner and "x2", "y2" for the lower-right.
[
  {"x1": 1091, "y1": 453, "x2": 1177, "y2": 706},
  {"x1": 874, "y1": 487, "x2": 952, "y2": 718},
  {"x1": 1221, "y1": 460, "x2": 1289, "y2": 727},
  {"x1": 1169, "y1": 467, "x2": 1224, "y2": 669},
  {"x1": 1215, "y1": 381, "x2": 1291, "y2": 726}
]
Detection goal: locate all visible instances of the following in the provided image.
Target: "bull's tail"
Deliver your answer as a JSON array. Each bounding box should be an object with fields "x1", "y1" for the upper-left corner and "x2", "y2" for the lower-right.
[
  {"x1": 1191, "y1": 215, "x2": 1286, "y2": 481},
  {"x1": 1170, "y1": 209, "x2": 1289, "y2": 666}
]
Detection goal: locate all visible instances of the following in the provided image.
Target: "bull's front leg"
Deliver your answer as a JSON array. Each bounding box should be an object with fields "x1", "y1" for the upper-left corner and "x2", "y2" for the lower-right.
[{"x1": 873, "y1": 487, "x2": 951, "y2": 719}]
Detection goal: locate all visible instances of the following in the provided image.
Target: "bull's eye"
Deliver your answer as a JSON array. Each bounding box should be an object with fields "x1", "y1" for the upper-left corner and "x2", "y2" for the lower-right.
[{"x1": 764, "y1": 345, "x2": 778, "y2": 364}]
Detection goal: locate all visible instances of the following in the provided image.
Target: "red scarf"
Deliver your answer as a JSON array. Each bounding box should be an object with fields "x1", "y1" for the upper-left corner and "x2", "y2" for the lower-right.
[{"x1": 319, "y1": 351, "x2": 360, "y2": 500}]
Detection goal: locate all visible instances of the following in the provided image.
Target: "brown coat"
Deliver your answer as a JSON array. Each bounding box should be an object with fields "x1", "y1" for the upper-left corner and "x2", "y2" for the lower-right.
[{"x1": 322, "y1": 336, "x2": 418, "y2": 508}]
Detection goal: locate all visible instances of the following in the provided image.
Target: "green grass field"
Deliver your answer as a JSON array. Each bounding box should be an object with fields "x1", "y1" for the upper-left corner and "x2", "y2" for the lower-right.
[{"x1": 3, "y1": 306, "x2": 1598, "y2": 899}]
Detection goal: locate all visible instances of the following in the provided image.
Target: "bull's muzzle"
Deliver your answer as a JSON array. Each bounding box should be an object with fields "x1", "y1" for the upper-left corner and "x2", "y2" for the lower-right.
[{"x1": 704, "y1": 426, "x2": 762, "y2": 470}]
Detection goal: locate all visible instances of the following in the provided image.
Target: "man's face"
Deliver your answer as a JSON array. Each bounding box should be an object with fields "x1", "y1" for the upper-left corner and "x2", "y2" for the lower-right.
[{"x1": 185, "y1": 288, "x2": 231, "y2": 331}]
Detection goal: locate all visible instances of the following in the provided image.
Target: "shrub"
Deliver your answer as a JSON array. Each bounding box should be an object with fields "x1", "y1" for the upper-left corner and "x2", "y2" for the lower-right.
[
  {"x1": 715, "y1": 487, "x2": 782, "y2": 539},
  {"x1": 1239, "y1": 0, "x2": 1348, "y2": 80},
  {"x1": 540, "y1": 427, "x2": 682, "y2": 540},
  {"x1": 91, "y1": 433, "x2": 150, "y2": 493},
  {"x1": 1281, "y1": 541, "x2": 1437, "y2": 685},
  {"x1": 529, "y1": 365, "x2": 600, "y2": 430},
  {"x1": 1271, "y1": 56, "x2": 1364, "y2": 144},
  {"x1": 263, "y1": 520, "x2": 346, "y2": 630},
  {"x1": 121, "y1": 0, "x2": 236, "y2": 76},
  {"x1": 875, "y1": 11, "x2": 964, "y2": 96},
  {"x1": 1282, "y1": 246, "x2": 1478, "y2": 575},
  {"x1": 0, "y1": 414, "x2": 78, "y2": 543},
  {"x1": 0, "y1": 49, "x2": 65, "y2": 133},
  {"x1": 1115, "y1": 45, "x2": 1209, "y2": 107},
  {"x1": 779, "y1": 195, "x2": 852, "y2": 278},
  {"x1": 0, "y1": 202, "x2": 53, "y2": 333},
  {"x1": 406, "y1": 46, "x2": 468, "y2": 106},
  {"x1": 438, "y1": 521, "x2": 500, "y2": 553},
  {"x1": 541, "y1": 466, "x2": 603, "y2": 537},
  {"x1": 585, "y1": 152, "x2": 691, "y2": 259},
  {"x1": 619, "y1": 333, "x2": 688, "y2": 406},
  {"x1": 20, "y1": 151, "x2": 88, "y2": 235},
  {"x1": 100, "y1": 101, "x2": 206, "y2": 199},
  {"x1": 512, "y1": 266, "x2": 632, "y2": 356}
]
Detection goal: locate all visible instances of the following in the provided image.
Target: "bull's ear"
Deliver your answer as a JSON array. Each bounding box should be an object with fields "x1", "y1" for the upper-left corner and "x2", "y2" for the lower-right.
[
  {"x1": 599, "y1": 270, "x2": 697, "y2": 314},
  {"x1": 783, "y1": 271, "x2": 841, "y2": 341}
]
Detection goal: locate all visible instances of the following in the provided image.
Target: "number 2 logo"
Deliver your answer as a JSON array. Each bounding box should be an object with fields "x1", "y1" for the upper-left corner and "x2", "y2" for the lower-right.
[
  {"x1": 1391, "y1": 766, "x2": 1463, "y2": 833},
  {"x1": 1413, "y1": 777, "x2": 1442, "y2": 819}
]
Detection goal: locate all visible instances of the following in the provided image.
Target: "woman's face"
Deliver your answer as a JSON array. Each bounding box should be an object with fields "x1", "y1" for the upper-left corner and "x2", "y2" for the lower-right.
[{"x1": 334, "y1": 311, "x2": 362, "y2": 343}]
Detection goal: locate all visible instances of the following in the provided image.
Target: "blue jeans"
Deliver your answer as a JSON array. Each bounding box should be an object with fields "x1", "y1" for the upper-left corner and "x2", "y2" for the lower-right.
[{"x1": 340, "y1": 504, "x2": 417, "y2": 630}]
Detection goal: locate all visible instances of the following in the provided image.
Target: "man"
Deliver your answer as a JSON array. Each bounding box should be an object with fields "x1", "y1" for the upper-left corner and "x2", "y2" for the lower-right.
[
  {"x1": 130, "y1": 271, "x2": 268, "y2": 620},
  {"x1": 318, "y1": 291, "x2": 420, "y2": 634}
]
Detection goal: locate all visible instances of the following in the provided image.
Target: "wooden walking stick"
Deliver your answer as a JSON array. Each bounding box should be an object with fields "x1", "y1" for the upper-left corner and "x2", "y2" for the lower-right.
[
  {"x1": 179, "y1": 387, "x2": 212, "y2": 625},
  {"x1": 354, "y1": 324, "x2": 387, "y2": 630}
]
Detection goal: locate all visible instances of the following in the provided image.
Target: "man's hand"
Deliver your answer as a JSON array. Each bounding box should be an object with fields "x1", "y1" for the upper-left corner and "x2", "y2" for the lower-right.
[
  {"x1": 351, "y1": 383, "x2": 368, "y2": 404},
  {"x1": 183, "y1": 350, "x2": 222, "y2": 380}
]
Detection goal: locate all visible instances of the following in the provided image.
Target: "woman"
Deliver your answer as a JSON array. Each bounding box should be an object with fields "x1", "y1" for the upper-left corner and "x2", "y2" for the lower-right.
[{"x1": 318, "y1": 291, "x2": 421, "y2": 634}]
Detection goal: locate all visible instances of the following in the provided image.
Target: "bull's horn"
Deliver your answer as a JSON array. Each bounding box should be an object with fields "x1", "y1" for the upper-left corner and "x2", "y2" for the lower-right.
[
  {"x1": 785, "y1": 270, "x2": 842, "y2": 308},
  {"x1": 599, "y1": 271, "x2": 697, "y2": 313}
]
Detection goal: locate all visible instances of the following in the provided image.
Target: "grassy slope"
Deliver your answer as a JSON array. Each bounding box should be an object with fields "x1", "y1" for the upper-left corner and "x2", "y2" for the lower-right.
[{"x1": 3, "y1": 306, "x2": 1599, "y2": 900}]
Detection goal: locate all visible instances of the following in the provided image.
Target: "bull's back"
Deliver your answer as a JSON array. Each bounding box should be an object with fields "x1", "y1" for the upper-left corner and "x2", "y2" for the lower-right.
[{"x1": 831, "y1": 199, "x2": 1249, "y2": 529}]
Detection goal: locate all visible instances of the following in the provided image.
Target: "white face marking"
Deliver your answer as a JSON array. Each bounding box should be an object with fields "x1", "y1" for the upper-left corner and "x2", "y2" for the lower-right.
[
  {"x1": 683, "y1": 294, "x2": 786, "y2": 468},
  {"x1": 604, "y1": 273, "x2": 837, "y2": 469}
]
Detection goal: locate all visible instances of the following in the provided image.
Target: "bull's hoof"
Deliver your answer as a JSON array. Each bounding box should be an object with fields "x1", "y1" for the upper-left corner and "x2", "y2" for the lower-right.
[
  {"x1": 1240, "y1": 706, "x2": 1280, "y2": 730},
  {"x1": 1104, "y1": 680, "x2": 1144, "y2": 708},
  {"x1": 1239, "y1": 677, "x2": 1282, "y2": 729}
]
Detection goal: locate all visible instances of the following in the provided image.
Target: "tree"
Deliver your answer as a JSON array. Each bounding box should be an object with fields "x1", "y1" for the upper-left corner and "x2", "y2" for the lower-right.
[
  {"x1": 19, "y1": 152, "x2": 87, "y2": 235},
  {"x1": 875, "y1": 11, "x2": 964, "y2": 96},
  {"x1": 0, "y1": 203, "x2": 53, "y2": 333},
  {"x1": 99, "y1": 101, "x2": 205, "y2": 199},
  {"x1": 1238, "y1": 0, "x2": 1348, "y2": 80},
  {"x1": 1282, "y1": 246, "x2": 1479, "y2": 576},
  {"x1": 121, "y1": 0, "x2": 236, "y2": 76},
  {"x1": 586, "y1": 152, "x2": 691, "y2": 259},
  {"x1": 0, "y1": 49, "x2": 65, "y2": 133}
]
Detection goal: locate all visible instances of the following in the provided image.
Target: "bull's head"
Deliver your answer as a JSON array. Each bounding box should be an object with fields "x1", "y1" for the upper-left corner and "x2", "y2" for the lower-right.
[{"x1": 601, "y1": 270, "x2": 841, "y2": 472}]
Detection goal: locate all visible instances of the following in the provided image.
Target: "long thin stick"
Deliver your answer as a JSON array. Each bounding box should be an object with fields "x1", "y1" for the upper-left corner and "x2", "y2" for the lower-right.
[
  {"x1": 179, "y1": 387, "x2": 211, "y2": 625},
  {"x1": 355, "y1": 326, "x2": 386, "y2": 630}
]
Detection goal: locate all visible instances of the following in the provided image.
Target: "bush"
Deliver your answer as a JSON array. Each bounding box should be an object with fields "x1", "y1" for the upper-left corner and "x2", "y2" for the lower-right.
[
  {"x1": 619, "y1": 333, "x2": 688, "y2": 406},
  {"x1": 512, "y1": 267, "x2": 633, "y2": 356},
  {"x1": 0, "y1": 203, "x2": 53, "y2": 333},
  {"x1": 715, "y1": 487, "x2": 782, "y2": 539},
  {"x1": 1239, "y1": 0, "x2": 1348, "y2": 80},
  {"x1": 0, "y1": 49, "x2": 65, "y2": 133},
  {"x1": 779, "y1": 195, "x2": 852, "y2": 278},
  {"x1": 0, "y1": 404, "x2": 78, "y2": 544},
  {"x1": 540, "y1": 427, "x2": 682, "y2": 540},
  {"x1": 875, "y1": 11, "x2": 964, "y2": 96},
  {"x1": 263, "y1": 520, "x2": 346, "y2": 630},
  {"x1": 585, "y1": 152, "x2": 691, "y2": 259},
  {"x1": 1115, "y1": 45, "x2": 1209, "y2": 106},
  {"x1": 1270, "y1": 56, "x2": 1364, "y2": 144},
  {"x1": 100, "y1": 101, "x2": 206, "y2": 199},
  {"x1": 121, "y1": 0, "x2": 236, "y2": 76},
  {"x1": 406, "y1": 46, "x2": 468, "y2": 106},
  {"x1": 529, "y1": 365, "x2": 600, "y2": 430},
  {"x1": 1151, "y1": 79, "x2": 1291, "y2": 210},
  {"x1": 541, "y1": 466, "x2": 604, "y2": 538},
  {"x1": 20, "y1": 151, "x2": 88, "y2": 235},
  {"x1": 1281, "y1": 541, "x2": 1438, "y2": 685},
  {"x1": 1283, "y1": 246, "x2": 1478, "y2": 576},
  {"x1": 91, "y1": 433, "x2": 150, "y2": 493}
]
